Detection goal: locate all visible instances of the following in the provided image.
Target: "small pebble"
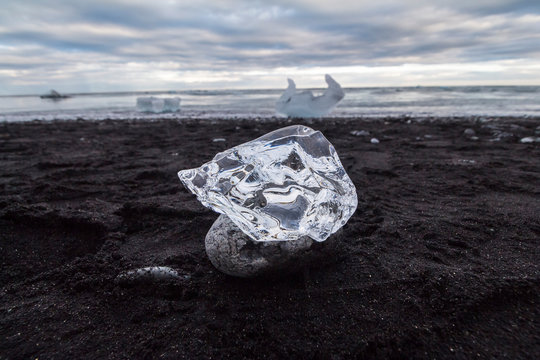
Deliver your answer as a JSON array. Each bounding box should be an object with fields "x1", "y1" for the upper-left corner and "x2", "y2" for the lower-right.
[
  {"x1": 350, "y1": 130, "x2": 370, "y2": 136},
  {"x1": 116, "y1": 266, "x2": 179, "y2": 284},
  {"x1": 464, "y1": 128, "x2": 475, "y2": 136},
  {"x1": 520, "y1": 137, "x2": 540, "y2": 144},
  {"x1": 370, "y1": 138, "x2": 380, "y2": 144},
  {"x1": 456, "y1": 159, "x2": 476, "y2": 165},
  {"x1": 491, "y1": 132, "x2": 513, "y2": 142}
]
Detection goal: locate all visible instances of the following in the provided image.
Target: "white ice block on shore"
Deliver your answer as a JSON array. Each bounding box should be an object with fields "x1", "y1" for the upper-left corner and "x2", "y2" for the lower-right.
[
  {"x1": 275, "y1": 74, "x2": 345, "y2": 118},
  {"x1": 136, "y1": 97, "x2": 181, "y2": 113}
]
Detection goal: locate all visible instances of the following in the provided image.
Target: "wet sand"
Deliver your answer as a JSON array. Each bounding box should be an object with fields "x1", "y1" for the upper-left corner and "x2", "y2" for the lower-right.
[{"x1": 1, "y1": 117, "x2": 539, "y2": 359}]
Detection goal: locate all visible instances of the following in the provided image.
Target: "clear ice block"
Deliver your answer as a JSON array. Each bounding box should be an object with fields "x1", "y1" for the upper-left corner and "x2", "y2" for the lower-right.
[{"x1": 178, "y1": 125, "x2": 357, "y2": 242}]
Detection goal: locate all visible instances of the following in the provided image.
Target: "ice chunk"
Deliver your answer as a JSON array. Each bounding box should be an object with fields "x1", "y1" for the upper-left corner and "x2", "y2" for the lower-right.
[
  {"x1": 136, "y1": 96, "x2": 181, "y2": 113},
  {"x1": 275, "y1": 74, "x2": 345, "y2": 118},
  {"x1": 178, "y1": 125, "x2": 357, "y2": 242},
  {"x1": 370, "y1": 138, "x2": 380, "y2": 144}
]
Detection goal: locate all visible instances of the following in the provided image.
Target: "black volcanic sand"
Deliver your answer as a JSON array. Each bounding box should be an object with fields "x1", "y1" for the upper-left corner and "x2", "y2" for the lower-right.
[{"x1": 1, "y1": 117, "x2": 539, "y2": 359}]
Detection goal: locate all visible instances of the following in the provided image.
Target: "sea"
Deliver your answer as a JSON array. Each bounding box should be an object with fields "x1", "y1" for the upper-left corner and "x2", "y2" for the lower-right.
[{"x1": 0, "y1": 86, "x2": 539, "y2": 122}]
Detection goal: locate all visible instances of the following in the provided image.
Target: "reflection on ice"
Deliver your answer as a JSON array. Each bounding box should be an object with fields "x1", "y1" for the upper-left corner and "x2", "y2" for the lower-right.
[{"x1": 275, "y1": 74, "x2": 345, "y2": 118}]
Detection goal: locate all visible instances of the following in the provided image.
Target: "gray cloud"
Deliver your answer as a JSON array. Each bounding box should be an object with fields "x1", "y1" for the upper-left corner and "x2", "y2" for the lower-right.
[{"x1": 0, "y1": 0, "x2": 539, "y2": 94}]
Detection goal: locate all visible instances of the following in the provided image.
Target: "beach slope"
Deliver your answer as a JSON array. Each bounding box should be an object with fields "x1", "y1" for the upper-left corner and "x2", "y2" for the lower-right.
[{"x1": 1, "y1": 117, "x2": 539, "y2": 359}]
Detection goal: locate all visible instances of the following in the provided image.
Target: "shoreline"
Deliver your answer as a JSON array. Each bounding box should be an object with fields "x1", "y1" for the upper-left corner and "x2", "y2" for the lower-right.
[
  {"x1": 1, "y1": 117, "x2": 539, "y2": 358},
  {"x1": 2, "y1": 114, "x2": 540, "y2": 124}
]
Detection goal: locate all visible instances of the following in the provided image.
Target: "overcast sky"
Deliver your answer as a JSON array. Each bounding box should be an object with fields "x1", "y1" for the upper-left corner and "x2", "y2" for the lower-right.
[{"x1": 1, "y1": 0, "x2": 540, "y2": 94}]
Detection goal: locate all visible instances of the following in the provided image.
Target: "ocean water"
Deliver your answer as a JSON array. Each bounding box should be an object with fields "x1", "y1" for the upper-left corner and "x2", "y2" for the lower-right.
[{"x1": 0, "y1": 86, "x2": 539, "y2": 122}]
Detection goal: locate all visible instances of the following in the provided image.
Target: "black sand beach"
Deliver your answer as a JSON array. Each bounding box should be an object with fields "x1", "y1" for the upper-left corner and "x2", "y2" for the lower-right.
[{"x1": 1, "y1": 117, "x2": 539, "y2": 359}]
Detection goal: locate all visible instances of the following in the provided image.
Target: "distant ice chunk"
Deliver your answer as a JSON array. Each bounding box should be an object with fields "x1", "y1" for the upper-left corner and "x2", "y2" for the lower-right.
[
  {"x1": 370, "y1": 138, "x2": 380, "y2": 144},
  {"x1": 163, "y1": 98, "x2": 181, "y2": 112},
  {"x1": 40, "y1": 89, "x2": 69, "y2": 100},
  {"x1": 276, "y1": 74, "x2": 345, "y2": 118},
  {"x1": 136, "y1": 96, "x2": 181, "y2": 113}
]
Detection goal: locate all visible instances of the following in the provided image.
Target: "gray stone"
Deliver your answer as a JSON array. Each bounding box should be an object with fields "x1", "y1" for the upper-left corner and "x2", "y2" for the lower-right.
[
  {"x1": 116, "y1": 266, "x2": 180, "y2": 285},
  {"x1": 464, "y1": 128, "x2": 476, "y2": 136},
  {"x1": 205, "y1": 214, "x2": 341, "y2": 277}
]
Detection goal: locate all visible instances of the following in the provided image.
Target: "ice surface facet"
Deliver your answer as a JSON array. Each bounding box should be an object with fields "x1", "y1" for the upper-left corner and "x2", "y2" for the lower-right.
[
  {"x1": 136, "y1": 97, "x2": 180, "y2": 113},
  {"x1": 178, "y1": 125, "x2": 357, "y2": 242},
  {"x1": 275, "y1": 74, "x2": 345, "y2": 118}
]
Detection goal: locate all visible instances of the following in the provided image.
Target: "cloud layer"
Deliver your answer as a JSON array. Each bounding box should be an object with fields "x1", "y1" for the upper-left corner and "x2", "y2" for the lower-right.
[{"x1": 1, "y1": 0, "x2": 539, "y2": 94}]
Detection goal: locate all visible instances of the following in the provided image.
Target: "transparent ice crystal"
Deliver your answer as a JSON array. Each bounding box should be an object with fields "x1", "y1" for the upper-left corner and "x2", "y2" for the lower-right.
[{"x1": 178, "y1": 125, "x2": 357, "y2": 242}]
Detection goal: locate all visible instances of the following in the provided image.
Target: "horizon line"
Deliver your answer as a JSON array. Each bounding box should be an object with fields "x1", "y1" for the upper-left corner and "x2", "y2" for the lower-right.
[{"x1": 2, "y1": 84, "x2": 540, "y2": 97}]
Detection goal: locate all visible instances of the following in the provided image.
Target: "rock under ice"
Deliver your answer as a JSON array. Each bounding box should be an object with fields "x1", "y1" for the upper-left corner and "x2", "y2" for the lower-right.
[
  {"x1": 136, "y1": 97, "x2": 181, "y2": 113},
  {"x1": 205, "y1": 214, "x2": 339, "y2": 277},
  {"x1": 275, "y1": 74, "x2": 345, "y2": 118},
  {"x1": 178, "y1": 125, "x2": 357, "y2": 242}
]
